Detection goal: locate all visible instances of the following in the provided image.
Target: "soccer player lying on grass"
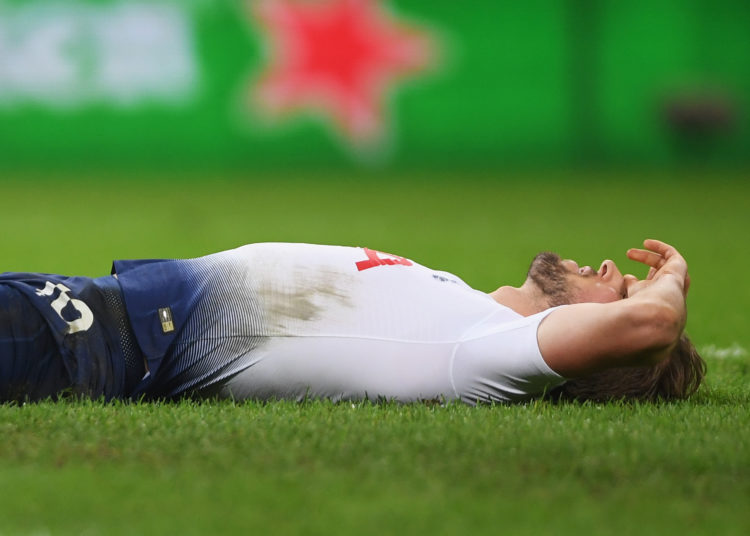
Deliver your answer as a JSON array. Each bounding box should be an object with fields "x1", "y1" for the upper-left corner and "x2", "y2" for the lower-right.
[{"x1": 0, "y1": 239, "x2": 704, "y2": 404}]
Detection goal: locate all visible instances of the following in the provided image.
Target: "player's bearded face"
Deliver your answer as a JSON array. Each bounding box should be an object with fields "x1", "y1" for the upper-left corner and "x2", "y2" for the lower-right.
[{"x1": 527, "y1": 252, "x2": 574, "y2": 307}]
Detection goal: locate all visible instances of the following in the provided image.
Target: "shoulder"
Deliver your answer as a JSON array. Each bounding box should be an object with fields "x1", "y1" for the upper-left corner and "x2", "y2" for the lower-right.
[{"x1": 452, "y1": 308, "x2": 565, "y2": 403}]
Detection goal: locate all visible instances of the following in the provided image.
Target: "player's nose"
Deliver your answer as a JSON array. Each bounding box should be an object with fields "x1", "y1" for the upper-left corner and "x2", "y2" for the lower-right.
[{"x1": 598, "y1": 259, "x2": 621, "y2": 280}]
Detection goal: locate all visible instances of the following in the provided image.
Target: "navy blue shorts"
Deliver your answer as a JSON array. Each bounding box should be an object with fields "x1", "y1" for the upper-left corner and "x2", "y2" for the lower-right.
[
  {"x1": 0, "y1": 276, "x2": 145, "y2": 402},
  {"x1": 0, "y1": 285, "x2": 69, "y2": 401}
]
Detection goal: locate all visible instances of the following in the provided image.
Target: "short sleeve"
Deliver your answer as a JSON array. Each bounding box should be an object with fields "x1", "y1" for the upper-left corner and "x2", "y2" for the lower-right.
[{"x1": 451, "y1": 308, "x2": 565, "y2": 405}]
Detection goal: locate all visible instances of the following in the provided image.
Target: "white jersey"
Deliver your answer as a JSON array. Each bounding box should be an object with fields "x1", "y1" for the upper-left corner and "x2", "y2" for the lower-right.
[{"x1": 115, "y1": 243, "x2": 565, "y2": 404}]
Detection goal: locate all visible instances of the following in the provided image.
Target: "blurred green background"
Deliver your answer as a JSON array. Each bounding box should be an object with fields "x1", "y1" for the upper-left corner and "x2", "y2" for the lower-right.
[{"x1": 0, "y1": 0, "x2": 748, "y2": 170}]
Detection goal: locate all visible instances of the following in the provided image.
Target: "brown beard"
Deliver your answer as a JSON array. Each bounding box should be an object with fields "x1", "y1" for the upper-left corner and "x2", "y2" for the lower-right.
[{"x1": 526, "y1": 252, "x2": 573, "y2": 307}]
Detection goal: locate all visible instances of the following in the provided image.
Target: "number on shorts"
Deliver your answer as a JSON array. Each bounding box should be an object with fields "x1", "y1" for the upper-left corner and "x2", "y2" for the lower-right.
[{"x1": 35, "y1": 282, "x2": 94, "y2": 334}]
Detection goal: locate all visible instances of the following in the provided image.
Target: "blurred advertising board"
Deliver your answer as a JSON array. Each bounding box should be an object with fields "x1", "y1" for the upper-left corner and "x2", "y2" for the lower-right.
[{"x1": 0, "y1": 0, "x2": 748, "y2": 169}]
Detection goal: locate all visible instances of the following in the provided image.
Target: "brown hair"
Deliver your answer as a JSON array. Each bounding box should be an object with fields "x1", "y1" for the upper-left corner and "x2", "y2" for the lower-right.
[{"x1": 547, "y1": 334, "x2": 706, "y2": 402}]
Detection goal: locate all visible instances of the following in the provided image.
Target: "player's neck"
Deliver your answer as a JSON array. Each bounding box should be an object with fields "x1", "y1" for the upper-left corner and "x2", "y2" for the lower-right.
[{"x1": 489, "y1": 283, "x2": 549, "y2": 316}]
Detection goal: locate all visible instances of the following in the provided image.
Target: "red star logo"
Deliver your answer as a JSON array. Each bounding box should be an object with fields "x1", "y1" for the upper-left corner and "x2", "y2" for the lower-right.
[{"x1": 248, "y1": 0, "x2": 438, "y2": 150}]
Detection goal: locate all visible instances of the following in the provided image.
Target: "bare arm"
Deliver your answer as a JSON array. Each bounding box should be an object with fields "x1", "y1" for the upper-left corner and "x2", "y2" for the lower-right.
[{"x1": 537, "y1": 239, "x2": 689, "y2": 377}]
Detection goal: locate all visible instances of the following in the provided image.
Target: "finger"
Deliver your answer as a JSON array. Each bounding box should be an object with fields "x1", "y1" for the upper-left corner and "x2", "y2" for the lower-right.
[
  {"x1": 647, "y1": 267, "x2": 657, "y2": 280},
  {"x1": 642, "y1": 239, "x2": 678, "y2": 259},
  {"x1": 643, "y1": 238, "x2": 687, "y2": 276},
  {"x1": 627, "y1": 248, "x2": 665, "y2": 269},
  {"x1": 641, "y1": 240, "x2": 690, "y2": 289}
]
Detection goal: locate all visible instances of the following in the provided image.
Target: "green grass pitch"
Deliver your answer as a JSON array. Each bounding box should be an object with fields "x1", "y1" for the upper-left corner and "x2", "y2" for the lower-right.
[{"x1": 1, "y1": 169, "x2": 748, "y2": 535}]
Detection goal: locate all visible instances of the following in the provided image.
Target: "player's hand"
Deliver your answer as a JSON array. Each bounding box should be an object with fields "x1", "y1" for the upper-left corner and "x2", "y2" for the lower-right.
[{"x1": 626, "y1": 239, "x2": 690, "y2": 296}]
